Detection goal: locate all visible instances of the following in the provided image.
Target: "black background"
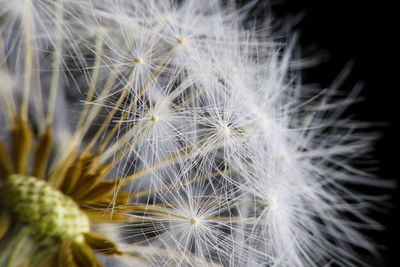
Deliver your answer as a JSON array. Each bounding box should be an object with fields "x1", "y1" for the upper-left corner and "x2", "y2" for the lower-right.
[
  {"x1": 274, "y1": 1, "x2": 399, "y2": 266},
  {"x1": 239, "y1": 0, "x2": 399, "y2": 266}
]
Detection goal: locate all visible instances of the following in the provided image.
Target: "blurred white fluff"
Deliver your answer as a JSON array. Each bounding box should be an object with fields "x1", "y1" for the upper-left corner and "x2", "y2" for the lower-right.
[{"x1": 0, "y1": 0, "x2": 387, "y2": 266}]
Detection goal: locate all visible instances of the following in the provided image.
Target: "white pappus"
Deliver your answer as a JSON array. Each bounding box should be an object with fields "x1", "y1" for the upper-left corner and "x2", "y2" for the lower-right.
[{"x1": 0, "y1": 0, "x2": 390, "y2": 266}]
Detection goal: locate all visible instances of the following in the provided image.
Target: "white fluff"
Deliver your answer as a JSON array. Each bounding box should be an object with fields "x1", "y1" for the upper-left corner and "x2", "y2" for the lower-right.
[{"x1": 0, "y1": 0, "x2": 388, "y2": 266}]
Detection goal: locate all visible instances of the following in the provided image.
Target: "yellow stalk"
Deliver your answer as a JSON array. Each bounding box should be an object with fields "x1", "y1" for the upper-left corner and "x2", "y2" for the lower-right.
[
  {"x1": 74, "y1": 31, "x2": 104, "y2": 138},
  {"x1": 46, "y1": 0, "x2": 64, "y2": 127},
  {"x1": 119, "y1": 245, "x2": 222, "y2": 267},
  {"x1": 81, "y1": 66, "x2": 123, "y2": 155},
  {"x1": 20, "y1": 0, "x2": 33, "y2": 122},
  {"x1": 96, "y1": 46, "x2": 177, "y2": 155},
  {"x1": 0, "y1": 41, "x2": 16, "y2": 127},
  {"x1": 127, "y1": 168, "x2": 233, "y2": 199},
  {"x1": 82, "y1": 21, "x2": 166, "y2": 155}
]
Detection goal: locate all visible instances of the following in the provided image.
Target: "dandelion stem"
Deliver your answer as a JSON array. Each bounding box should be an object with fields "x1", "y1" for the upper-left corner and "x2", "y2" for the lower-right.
[
  {"x1": 11, "y1": 117, "x2": 33, "y2": 175},
  {"x1": 32, "y1": 125, "x2": 53, "y2": 179},
  {"x1": 81, "y1": 66, "x2": 122, "y2": 155},
  {"x1": 0, "y1": 141, "x2": 13, "y2": 177},
  {"x1": 46, "y1": 0, "x2": 64, "y2": 127},
  {"x1": 5, "y1": 226, "x2": 31, "y2": 267},
  {"x1": 0, "y1": 41, "x2": 16, "y2": 125},
  {"x1": 127, "y1": 168, "x2": 233, "y2": 199},
  {"x1": 119, "y1": 244, "x2": 222, "y2": 267},
  {"x1": 75, "y1": 31, "x2": 104, "y2": 137},
  {"x1": 20, "y1": 0, "x2": 33, "y2": 122},
  {"x1": 97, "y1": 46, "x2": 177, "y2": 155},
  {"x1": 85, "y1": 67, "x2": 136, "y2": 155}
]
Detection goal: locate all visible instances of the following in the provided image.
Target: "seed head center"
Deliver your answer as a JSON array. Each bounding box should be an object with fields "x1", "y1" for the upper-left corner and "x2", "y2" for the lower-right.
[
  {"x1": 134, "y1": 57, "x2": 143, "y2": 64},
  {"x1": 190, "y1": 217, "x2": 199, "y2": 226},
  {"x1": 0, "y1": 174, "x2": 90, "y2": 243},
  {"x1": 151, "y1": 115, "x2": 158, "y2": 122},
  {"x1": 177, "y1": 37, "x2": 185, "y2": 45}
]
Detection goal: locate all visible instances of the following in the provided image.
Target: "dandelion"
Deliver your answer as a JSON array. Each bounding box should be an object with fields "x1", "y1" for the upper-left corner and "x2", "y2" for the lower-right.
[{"x1": 0, "y1": 0, "x2": 389, "y2": 266}]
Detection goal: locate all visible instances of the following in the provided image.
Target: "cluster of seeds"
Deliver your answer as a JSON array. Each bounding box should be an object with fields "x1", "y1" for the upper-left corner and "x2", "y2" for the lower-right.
[
  {"x1": 0, "y1": 0, "x2": 386, "y2": 266},
  {"x1": 1, "y1": 175, "x2": 90, "y2": 243}
]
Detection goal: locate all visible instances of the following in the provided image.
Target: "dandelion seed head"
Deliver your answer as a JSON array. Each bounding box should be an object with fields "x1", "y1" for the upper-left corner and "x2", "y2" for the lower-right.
[{"x1": 0, "y1": 0, "x2": 389, "y2": 266}]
